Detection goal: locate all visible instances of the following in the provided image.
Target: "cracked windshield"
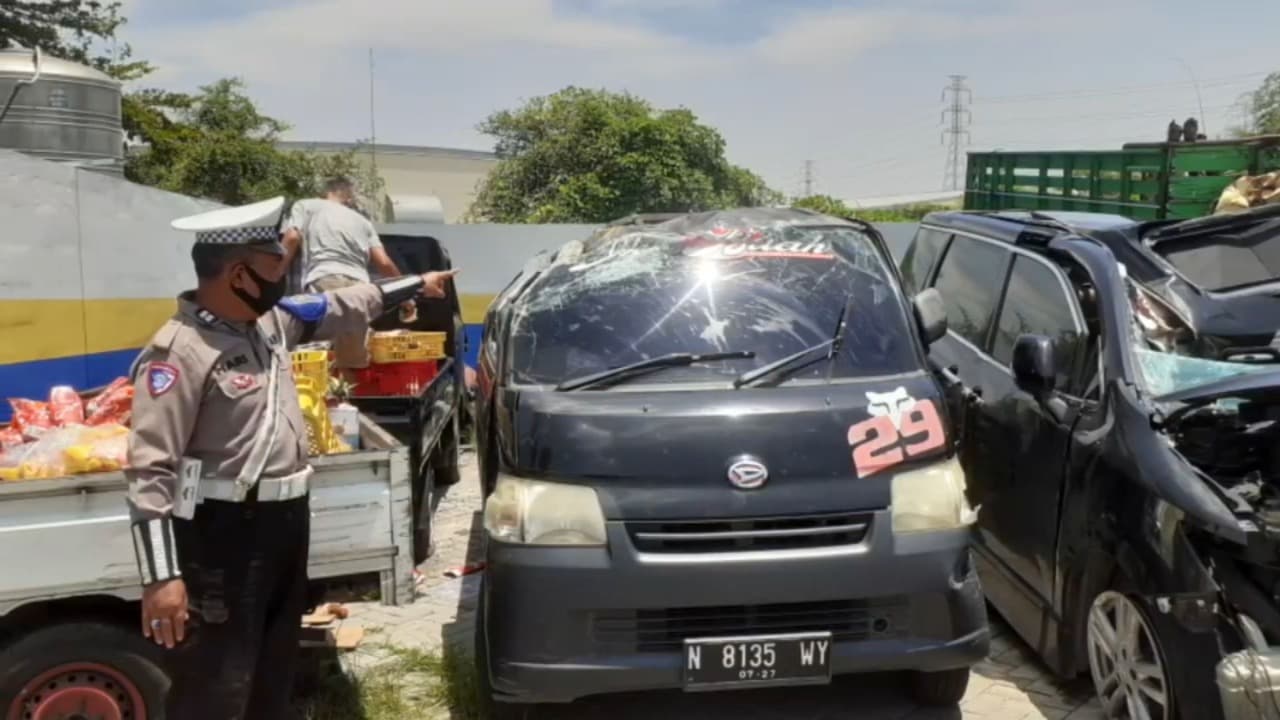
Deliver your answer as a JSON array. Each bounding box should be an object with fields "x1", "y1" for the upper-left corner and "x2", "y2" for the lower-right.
[
  {"x1": 508, "y1": 215, "x2": 917, "y2": 387},
  {"x1": 3, "y1": 1, "x2": 1280, "y2": 720}
]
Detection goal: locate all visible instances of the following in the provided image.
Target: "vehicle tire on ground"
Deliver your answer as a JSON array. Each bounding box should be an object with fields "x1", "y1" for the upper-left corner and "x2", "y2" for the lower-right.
[
  {"x1": 413, "y1": 465, "x2": 435, "y2": 565},
  {"x1": 432, "y1": 414, "x2": 462, "y2": 488},
  {"x1": 476, "y1": 578, "x2": 541, "y2": 720},
  {"x1": 479, "y1": 415, "x2": 498, "y2": 500},
  {"x1": 0, "y1": 621, "x2": 169, "y2": 720},
  {"x1": 1084, "y1": 588, "x2": 1221, "y2": 720},
  {"x1": 909, "y1": 667, "x2": 970, "y2": 706}
]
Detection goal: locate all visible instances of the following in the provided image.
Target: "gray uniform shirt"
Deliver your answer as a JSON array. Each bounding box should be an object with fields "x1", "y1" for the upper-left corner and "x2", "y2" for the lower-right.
[
  {"x1": 287, "y1": 198, "x2": 383, "y2": 287},
  {"x1": 125, "y1": 283, "x2": 384, "y2": 522}
]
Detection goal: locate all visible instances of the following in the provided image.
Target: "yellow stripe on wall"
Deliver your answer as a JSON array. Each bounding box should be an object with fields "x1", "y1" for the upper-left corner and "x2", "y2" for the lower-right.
[
  {"x1": 3, "y1": 294, "x2": 494, "y2": 367},
  {"x1": 0, "y1": 298, "x2": 176, "y2": 365},
  {"x1": 459, "y1": 293, "x2": 496, "y2": 325}
]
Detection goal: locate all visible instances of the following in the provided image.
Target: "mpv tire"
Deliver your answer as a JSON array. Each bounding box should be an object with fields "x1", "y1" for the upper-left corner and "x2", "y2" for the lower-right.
[
  {"x1": 1085, "y1": 589, "x2": 1221, "y2": 720},
  {"x1": 910, "y1": 667, "x2": 970, "y2": 706}
]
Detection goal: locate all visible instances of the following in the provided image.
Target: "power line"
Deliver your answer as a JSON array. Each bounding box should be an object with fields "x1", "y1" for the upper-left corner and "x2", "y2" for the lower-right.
[
  {"x1": 975, "y1": 71, "x2": 1267, "y2": 105},
  {"x1": 941, "y1": 75, "x2": 972, "y2": 191}
]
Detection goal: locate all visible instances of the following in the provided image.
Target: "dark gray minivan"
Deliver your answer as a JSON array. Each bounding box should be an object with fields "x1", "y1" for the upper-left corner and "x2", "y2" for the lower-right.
[{"x1": 472, "y1": 209, "x2": 988, "y2": 717}]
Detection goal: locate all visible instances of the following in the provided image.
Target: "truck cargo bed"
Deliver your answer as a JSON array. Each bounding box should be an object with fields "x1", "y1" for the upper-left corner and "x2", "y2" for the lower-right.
[{"x1": 0, "y1": 415, "x2": 414, "y2": 616}]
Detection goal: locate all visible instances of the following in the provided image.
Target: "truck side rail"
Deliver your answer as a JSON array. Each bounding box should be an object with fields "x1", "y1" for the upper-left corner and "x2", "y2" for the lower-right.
[{"x1": 965, "y1": 136, "x2": 1280, "y2": 221}]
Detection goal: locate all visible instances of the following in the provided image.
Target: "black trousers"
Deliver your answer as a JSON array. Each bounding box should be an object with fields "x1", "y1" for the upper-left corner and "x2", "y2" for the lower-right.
[{"x1": 165, "y1": 495, "x2": 310, "y2": 720}]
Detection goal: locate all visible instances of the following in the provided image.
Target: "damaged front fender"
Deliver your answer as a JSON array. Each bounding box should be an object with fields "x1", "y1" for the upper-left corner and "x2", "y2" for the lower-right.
[{"x1": 1110, "y1": 380, "x2": 1250, "y2": 545}]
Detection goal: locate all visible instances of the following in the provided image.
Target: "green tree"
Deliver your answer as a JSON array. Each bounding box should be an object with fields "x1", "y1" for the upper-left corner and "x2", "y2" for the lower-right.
[
  {"x1": 0, "y1": 1, "x2": 150, "y2": 80},
  {"x1": 468, "y1": 87, "x2": 781, "y2": 223},
  {"x1": 793, "y1": 194, "x2": 856, "y2": 217},
  {"x1": 124, "y1": 78, "x2": 385, "y2": 211},
  {"x1": 1239, "y1": 72, "x2": 1280, "y2": 136},
  {"x1": 793, "y1": 194, "x2": 951, "y2": 222}
]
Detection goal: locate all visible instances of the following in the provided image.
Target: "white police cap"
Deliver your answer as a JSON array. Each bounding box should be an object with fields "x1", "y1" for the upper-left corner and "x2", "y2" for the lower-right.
[{"x1": 172, "y1": 196, "x2": 287, "y2": 255}]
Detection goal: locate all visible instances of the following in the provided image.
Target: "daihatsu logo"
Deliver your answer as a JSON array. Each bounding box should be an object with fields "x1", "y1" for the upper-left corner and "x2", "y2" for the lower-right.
[{"x1": 727, "y1": 457, "x2": 768, "y2": 489}]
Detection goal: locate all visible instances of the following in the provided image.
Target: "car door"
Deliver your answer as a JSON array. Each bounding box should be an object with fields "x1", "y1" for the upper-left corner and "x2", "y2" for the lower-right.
[
  {"x1": 968, "y1": 253, "x2": 1087, "y2": 644},
  {"x1": 926, "y1": 233, "x2": 1013, "y2": 502}
]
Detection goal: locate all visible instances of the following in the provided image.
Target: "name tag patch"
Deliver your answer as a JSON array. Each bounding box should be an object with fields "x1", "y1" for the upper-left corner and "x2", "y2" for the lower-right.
[{"x1": 148, "y1": 362, "x2": 180, "y2": 397}]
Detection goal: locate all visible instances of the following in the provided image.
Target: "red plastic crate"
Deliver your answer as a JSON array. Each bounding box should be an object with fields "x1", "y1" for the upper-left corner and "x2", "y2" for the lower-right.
[{"x1": 349, "y1": 361, "x2": 438, "y2": 397}]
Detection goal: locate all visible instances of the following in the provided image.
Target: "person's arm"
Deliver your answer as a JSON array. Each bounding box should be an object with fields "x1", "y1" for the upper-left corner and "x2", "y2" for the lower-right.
[
  {"x1": 276, "y1": 271, "x2": 459, "y2": 347},
  {"x1": 281, "y1": 227, "x2": 302, "y2": 270},
  {"x1": 125, "y1": 332, "x2": 205, "y2": 648},
  {"x1": 369, "y1": 246, "x2": 401, "y2": 279}
]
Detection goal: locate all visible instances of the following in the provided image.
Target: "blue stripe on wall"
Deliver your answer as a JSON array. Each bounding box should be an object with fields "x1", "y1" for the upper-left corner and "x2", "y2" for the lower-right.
[{"x1": 0, "y1": 348, "x2": 141, "y2": 423}]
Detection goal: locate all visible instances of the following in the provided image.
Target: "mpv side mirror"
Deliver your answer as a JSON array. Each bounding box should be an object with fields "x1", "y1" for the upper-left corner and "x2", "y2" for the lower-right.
[
  {"x1": 913, "y1": 288, "x2": 948, "y2": 347},
  {"x1": 1011, "y1": 334, "x2": 1057, "y2": 394}
]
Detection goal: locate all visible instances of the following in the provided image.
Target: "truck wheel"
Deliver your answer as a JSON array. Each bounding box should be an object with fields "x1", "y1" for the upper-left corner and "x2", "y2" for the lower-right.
[
  {"x1": 476, "y1": 579, "x2": 541, "y2": 720},
  {"x1": 909, "y1": 667, "x2": 970, "y2": 706},
  {"x1": 413, "y1": 465, "x2": 436, "y2": 565},
  {"x1": 432, "y1": 415, "x2": 462, "y2": 488},
  {"x1": 0, "y1": 621, "x2": 168, "y2": 720}
]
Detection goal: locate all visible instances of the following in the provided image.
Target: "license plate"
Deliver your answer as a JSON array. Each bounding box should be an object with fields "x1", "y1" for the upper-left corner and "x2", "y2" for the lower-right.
[{"x1": 683, "y1": 632, "x2": 833, "y2": 690}]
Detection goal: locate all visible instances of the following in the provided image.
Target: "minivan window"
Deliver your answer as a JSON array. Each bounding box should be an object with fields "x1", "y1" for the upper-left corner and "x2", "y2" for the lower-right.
[
  {"x1": 991, "y1": 256, "x2": 1081, "y2": 391},
  {"x1": 931, "y1": 235, "x2": 1011, "y2": 349},
  {"x1": 900, "y1": 228, "x2": 950, "y2": 295},
  {"x1": 506, "y1": 223, "x2": 921, "y2": 386}
]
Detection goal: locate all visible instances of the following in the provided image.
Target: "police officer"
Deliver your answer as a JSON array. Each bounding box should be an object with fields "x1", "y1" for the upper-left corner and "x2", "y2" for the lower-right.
[{"x1": 125, "y1": 196, "x2": 457, "y2": 719}]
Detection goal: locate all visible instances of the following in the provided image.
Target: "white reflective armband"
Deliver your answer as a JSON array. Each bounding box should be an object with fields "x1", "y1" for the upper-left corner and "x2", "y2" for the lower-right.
[{"x1": 131, "y1": 517, "x2": 181, "y2": 586}]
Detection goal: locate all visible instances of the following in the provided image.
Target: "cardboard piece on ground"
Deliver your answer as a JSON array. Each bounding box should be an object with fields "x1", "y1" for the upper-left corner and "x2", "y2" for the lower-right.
[
  {"x1": 302, "y1": 610, "x2": 336, "y2": 626},
  {"x1": 301, "y1": 603, "x2": 350, "y2": 626},
  {"x1": 298, "y1": 623, "x2": 365, "y2": 650}
]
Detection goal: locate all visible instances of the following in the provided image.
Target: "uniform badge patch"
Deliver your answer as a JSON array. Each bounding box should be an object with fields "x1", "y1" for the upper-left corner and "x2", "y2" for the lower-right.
[
  {"x1": 231, "y1": 373, "x2": 256, "y2": 390},
  {"x1": 147, "y1": 362, "x2": 179, "y2": 397}
]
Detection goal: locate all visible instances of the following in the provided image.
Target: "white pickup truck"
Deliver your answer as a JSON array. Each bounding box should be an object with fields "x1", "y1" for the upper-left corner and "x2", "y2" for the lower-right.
[{"x1": 0, "y1": 368, "x2": 465, "y2": 718}]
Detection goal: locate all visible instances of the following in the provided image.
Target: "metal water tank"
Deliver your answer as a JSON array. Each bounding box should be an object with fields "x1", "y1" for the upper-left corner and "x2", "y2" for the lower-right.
[{"x1": 0, "y1": 48, "x2": 123, "y2": 168}]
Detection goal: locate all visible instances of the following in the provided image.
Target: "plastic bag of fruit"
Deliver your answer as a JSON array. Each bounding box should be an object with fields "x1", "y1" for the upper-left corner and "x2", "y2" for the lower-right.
[
  {"x1": 49, "y1": 385, "x2": 85, "y2": 426},
  {"x1": 0, "y1": 427, "x2": 23, "y2": 449},
  {"x1": 0, "y1": 441, "x2": 31, "y2": 481},
  {"x1": 62, "y1": 424, "x2": 130, "y2": 474},
  {"x1": 85, "y1": 378, "x2": 133, "y2": 427},
  {"x1": 9, "y1": 399, "x2": 53, "y2": 440}
]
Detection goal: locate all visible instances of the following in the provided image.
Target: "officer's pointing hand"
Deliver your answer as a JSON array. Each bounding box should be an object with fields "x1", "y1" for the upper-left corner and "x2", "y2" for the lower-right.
[
  {"x1": 420, "y1": 269, "x2": 459, "y2": 299},
  {"x1": 142, "y1": 578, "x2": 189, "y2": 649}
]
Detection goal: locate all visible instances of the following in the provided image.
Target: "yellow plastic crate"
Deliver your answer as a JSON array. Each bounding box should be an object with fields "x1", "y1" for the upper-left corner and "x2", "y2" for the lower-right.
[
  {"x1": 368, "y1": 331, "x2": 446, "y2": 364},
  {"x1": 291, "y1": 349, "x2": 331, "y2": 390}
]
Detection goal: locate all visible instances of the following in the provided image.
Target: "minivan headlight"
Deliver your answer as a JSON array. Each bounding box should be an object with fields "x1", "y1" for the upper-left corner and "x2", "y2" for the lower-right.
[
  {"x1": 891, "y1": 456, "x2": 976, "y2": 534},
  {"x1": 483, "y1": 474, "x2": 608, "y2": 546}
]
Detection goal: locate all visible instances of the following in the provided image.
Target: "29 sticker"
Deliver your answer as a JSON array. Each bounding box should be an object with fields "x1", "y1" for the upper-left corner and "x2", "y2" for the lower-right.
[{"x1": 847, "y1": 387, "x2": 945, "y2": 477}]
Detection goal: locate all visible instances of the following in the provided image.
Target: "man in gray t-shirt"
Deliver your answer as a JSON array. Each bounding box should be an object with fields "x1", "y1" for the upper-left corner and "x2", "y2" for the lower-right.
[{"x1": 282, "y1": 177, "x2": 411, "y2": 370}]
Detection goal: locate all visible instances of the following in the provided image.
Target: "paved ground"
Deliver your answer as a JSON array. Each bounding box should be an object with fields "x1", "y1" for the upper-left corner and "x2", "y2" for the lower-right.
[{"x1": 338, "y1": 454, "x2": 1106, "y2": 720}]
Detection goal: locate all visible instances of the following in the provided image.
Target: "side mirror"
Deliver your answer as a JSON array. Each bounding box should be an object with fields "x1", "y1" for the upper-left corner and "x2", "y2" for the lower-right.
[
  {"x1": 1011, "y1": 334, "x2": 1057, "y2": 394},
  {"x1": 913, "y1": 288, "x2": 948, "y2": 347}
]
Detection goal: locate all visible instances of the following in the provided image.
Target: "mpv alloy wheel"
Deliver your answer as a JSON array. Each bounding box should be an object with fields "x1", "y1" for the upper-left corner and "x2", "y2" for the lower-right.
[{"x1": 1086, "y1": 591, "x2": 1172, "y2": 720}]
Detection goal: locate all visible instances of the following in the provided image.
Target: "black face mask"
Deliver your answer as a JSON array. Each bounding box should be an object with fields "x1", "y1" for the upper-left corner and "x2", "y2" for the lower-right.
[{"x1": 232, "y1": 264, "x2": 287, "y2": 316}]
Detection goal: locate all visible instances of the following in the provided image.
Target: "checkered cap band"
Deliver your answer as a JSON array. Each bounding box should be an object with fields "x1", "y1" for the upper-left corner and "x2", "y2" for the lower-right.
[{"x1": 194, "y1": 225, "x2": 279, "y2": 245}]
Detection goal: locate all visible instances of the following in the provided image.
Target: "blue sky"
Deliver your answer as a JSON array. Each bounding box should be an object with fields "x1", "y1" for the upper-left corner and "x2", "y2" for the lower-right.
[{"x1": 118, "y1": 0, "x2": 1280, "y2": 202}]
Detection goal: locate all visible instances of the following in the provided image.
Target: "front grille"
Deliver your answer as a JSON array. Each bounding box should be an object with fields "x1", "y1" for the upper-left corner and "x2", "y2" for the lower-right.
[
  {"x1": 591, "y1": 598, "x2": 908, "y2": 652},
  {"x1": 626, "y1": 512, "x2": 874, "y2": 554}
]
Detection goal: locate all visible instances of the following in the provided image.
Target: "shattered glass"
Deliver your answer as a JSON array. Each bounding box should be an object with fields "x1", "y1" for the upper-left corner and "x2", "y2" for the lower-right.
[
  {"x1": 505, "y1": 210, "x2": 919, "y2": 386},
  {"x1": 1128, "y1": 278, "x2": 1278, "y2": 396}
]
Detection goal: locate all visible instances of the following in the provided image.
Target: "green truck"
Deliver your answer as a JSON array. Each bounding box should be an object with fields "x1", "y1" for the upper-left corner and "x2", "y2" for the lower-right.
[{"x1": 964, "y1": 135, "x2": 1280, "y2": 220}]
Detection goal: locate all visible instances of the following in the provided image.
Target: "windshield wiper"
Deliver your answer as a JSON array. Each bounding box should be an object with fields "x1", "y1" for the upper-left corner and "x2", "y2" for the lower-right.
[
  {"x1": 556, "y1": 351, "x2": 755, "y2": 392},
  {"x1": 733, "y1": 297, "x2": 855, "y2": 389}
]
